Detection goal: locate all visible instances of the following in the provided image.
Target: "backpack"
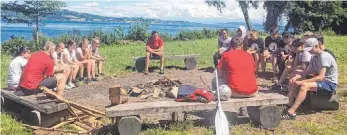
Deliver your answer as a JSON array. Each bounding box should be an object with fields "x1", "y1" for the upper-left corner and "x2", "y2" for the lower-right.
[{"x1": 176, "y1": 85, "x2": 215, "y2": 103}]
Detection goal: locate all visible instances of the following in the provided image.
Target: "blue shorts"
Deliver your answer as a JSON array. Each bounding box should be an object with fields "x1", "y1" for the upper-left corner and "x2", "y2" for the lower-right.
[{"x1": 316, "y1": 80, "x2": 337, "y2": 92}]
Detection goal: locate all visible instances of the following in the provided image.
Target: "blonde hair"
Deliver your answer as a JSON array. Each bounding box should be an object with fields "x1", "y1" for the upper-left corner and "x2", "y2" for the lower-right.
[{"x1": 43, "y1": 41, "x2": 56, "y2": 51}]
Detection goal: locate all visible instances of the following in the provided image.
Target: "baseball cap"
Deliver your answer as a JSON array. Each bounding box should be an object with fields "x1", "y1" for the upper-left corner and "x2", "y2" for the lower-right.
[
  {"x1": 292, "y1": 38, "x2": 305, "y2": 47},
  {"x1": 282, "y1": 31, "x2": 291, "y2": 38},
  {"x1": 304, "y1": 38, "x2": 319, "y2": 52}
]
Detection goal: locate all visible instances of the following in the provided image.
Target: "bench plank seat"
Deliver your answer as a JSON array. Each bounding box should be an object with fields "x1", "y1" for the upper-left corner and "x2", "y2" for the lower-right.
[{"x1": 106, "y1": 92, "x2": 288, "y2": 117}]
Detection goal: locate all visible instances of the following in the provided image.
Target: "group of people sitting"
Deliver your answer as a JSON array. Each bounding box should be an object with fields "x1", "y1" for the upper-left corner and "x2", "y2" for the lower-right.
[
  {"x1": 7, "y1": 37, "x2": 105, "y2": 96},
  {"x1": 215, "y1": 26, "x2": 338, "y2": 120}
]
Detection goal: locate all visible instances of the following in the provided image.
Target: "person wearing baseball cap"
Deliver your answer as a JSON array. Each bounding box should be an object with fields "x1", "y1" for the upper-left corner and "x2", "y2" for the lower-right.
[{"x1": 283, "y1": 38, "x2": 338, "y2": 120}]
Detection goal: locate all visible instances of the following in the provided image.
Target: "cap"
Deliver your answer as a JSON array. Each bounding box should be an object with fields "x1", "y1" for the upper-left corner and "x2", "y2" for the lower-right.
[
  {"x1": 292, "y1": 38, "x2": 305, "y2": 47},
  {"x1": 304, "y1": 38, "x2": 319, "y2": 52}
]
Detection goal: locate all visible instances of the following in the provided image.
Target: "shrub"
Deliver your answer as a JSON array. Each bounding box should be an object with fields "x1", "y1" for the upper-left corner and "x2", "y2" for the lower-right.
[{"x1": 126, "y1": 22, "x2": 150, "y2": 41}]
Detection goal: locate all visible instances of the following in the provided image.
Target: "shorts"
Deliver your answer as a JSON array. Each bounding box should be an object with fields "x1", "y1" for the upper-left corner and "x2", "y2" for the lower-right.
[
  {"x1": 19, "y1": 77, "x2": 57, "y2": 95},
  {"x1": 316, "y1": 80, "x2": 337, "y2": 92}
]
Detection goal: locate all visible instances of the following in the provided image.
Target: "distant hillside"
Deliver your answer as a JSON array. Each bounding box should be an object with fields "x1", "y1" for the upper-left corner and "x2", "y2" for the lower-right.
[{"x1": 45, "y1": 9, "x2": 201, "y2": 25}]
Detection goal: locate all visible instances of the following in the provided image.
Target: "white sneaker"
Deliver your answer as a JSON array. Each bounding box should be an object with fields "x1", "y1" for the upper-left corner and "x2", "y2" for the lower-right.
[
  {"x1": 66, "y1": 85, "x2": 72, "y2": 90},
  {"x1": 68, "y1": 82, "x2": 76, "y2": 88}
]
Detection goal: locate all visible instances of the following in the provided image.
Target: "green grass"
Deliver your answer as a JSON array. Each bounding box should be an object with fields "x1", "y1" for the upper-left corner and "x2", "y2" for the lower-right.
[{"x1": 1, "y1": 36, "x2": 347, "y2": 135}]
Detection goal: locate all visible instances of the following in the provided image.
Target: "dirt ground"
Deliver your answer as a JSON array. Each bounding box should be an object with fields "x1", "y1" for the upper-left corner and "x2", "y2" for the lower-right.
[{"x1": 63, "y1": 68, "x2": 275, "y2": 111}]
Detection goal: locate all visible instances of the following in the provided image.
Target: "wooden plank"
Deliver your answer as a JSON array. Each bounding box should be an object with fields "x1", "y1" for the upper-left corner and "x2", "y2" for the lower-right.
[
  {"x1": 1, "y1": 90, "x2": 68, "y2": 114},
  {"x1": 132, "y1": 54, "x2": 201, "y2": 60},
  {"x1": 105, "y1": 92, "x2": 288, "y2": 117}
]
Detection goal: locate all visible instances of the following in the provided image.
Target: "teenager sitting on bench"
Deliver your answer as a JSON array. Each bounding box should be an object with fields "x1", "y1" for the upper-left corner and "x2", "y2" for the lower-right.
[
  {"x1": 7, "y1": 47, "x2": 31, "y2": 90},
  {"x1": 283, "y1": 38, "x2": 338, "y2": 120},
  {"x1": 213, "y1": 29, "x2": 231, "y2": 67},
  {"x1": 247, "y1": 30, "x2": 264, "y2": 73},
  {"x1": 53, "y1": 42, "x2": 76, "y2": 89},
  {"x1": 217, "y1": 37, "x2": 258, "y2": 98},
  {"x1": 76, "y1": 38, "x2": 98, "y2": 83},
  {"x1": 18, "y1": 41, "x2": 67, "y2": 96},
  {"x1": 144, "y1": 31, "x2": 165, "y2": 75},
  {"x1": 91, "y1": 37, "x2": 105, "y2": 76}
]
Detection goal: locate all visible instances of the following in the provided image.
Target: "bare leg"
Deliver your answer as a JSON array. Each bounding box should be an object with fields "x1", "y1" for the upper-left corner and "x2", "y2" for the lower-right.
[
  {"x1": 272, "y1": 54, "x2": 278, "y2": 76},
  {"x1": 288, "y1": 82, "x2": 318, "y2": 114},
  {"x1": 254, "y1": 53, "x2": 260, "y2": 73},
  {"x1": 55, "y1": 73, "x2": 67, "y2": 96},
  {"x1": 160, "y1": 54, "x2": 164, "y2": 70},
  {"x1": 97, "y1": 60, "x2": 103, "y2": 74},
  {"x1": 90, "y1": 59, "x2": 96, "y2": 78},
  {"x1": 79, "y1": 63, "x2": 84, "y2": 78},
  {"x1": 71, "y1": 64, "x2": 79, "y2": 80},
  {"x1": 145, "y1": 52, "x2": 151, "y2": 73}
]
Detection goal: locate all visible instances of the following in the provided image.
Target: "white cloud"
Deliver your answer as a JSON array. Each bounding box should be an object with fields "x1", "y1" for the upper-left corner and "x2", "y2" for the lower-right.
[
  {"x1": 83, "y1": 2, "x2": 99, "y2": 7},
  {"x1": 66, "y1": 0, "x2": 266, "y2": 23}
]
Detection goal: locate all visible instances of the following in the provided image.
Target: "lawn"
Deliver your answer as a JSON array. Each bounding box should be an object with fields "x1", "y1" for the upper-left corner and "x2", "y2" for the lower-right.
[{"x1": 1, "y1": 37, "x2": 347, "y2": 135}]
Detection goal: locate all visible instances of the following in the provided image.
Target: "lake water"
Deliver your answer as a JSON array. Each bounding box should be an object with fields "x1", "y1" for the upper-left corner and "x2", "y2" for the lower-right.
[{"x1": 1, "y1": 20, "x2": 272, "y2": 42}]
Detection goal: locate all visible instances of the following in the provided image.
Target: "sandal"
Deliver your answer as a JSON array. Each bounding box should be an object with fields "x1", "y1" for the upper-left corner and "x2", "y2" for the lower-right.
[{"x1": 281, "y1": 111, "x2": 296, "y2": 120}]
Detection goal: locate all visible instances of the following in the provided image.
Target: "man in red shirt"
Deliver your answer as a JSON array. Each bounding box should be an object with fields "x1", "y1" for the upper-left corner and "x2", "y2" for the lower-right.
[
  {"x1": 19, "y1": 41, "x2": 67, "y2": 97},
  {"x1": 217, "y1": 37, "x2": 258, "y2": 97},
  {"x1": 145, "y1": 31, "x2": 164, "y2": 75}
]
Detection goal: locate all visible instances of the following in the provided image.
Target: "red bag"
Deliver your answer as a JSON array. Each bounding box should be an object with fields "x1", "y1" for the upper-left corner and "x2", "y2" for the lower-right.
[{"x1": 176, "y1": 88, "x2": 214, "y2": 103}]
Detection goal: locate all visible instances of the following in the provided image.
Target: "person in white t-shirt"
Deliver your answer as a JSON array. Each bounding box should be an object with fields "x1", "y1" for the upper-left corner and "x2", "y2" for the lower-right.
[
  {"x1": 90, "y1": 37, "x2": 105, "y2": 76},
  {"x1": 62, "y1": 40, "x2": 83, "y2": 83},
  {"x1": 53, "y1": 42, "x2": 77, "y2": 89},
  {"x1": 7, "y1": 47, "x2": 31, "y2": 90},
  {"x1": 76, "y1": 38, "x2": 97, "y2": 83}
]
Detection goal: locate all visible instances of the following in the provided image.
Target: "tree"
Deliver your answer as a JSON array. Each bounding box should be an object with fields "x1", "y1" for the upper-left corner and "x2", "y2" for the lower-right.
[
  {"x1": 205, "y1": 0, "x2": 259, "y2": 30},
  {"x1": 263, "y1": 1, "x2": 287, "y2": 32},
  {"x1": 1, "y1": 0, "x2": 66, "y2": 43}
]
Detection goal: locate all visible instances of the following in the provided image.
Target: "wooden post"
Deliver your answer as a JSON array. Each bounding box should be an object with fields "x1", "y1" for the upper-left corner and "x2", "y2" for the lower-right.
[
  {"x1": 135, "y1": 57, "x2": 146, "y2": 72},
  {"x1": 109, "y1": 86, "x2": 128, "y2": 106},
  {"x1": 247, "y1": 106, "x2": 281, "y2": 129},
  {"x1": 184, "y1": 57, "x2": 197, "y2": 70}
]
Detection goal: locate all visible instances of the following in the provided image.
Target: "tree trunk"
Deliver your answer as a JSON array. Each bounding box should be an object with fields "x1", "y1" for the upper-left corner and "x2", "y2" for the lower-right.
[
  {"x1": 35, "y1": 17, "x2": 39, "y2": 44},
  {"x1": 239, "y1": 1, "x2": 253, "y2": 30}
]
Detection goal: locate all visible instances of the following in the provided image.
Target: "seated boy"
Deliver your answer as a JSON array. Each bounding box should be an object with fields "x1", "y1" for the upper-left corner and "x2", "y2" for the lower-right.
[
  {"x1": 247, "y1": 30, "x2": 264, "y2": 73},
  {"x1": 18, "y1": 41, "x2": 67, "y2": 97},
  {"x1": 283, "y1": 38, "x2": 338, "y2": 120},
  {"x1": 217, "y1": 37, "x2": 258, "y2": 98},
  {"x1": 7, "y1": 47, "x2": 31, "y2": 90},
  {"x1": 90, "y1": 37, "x2": 105, "y2": 76},
  {"x1": 145, "y1": 31, "x2": 165, "y2": 75}
]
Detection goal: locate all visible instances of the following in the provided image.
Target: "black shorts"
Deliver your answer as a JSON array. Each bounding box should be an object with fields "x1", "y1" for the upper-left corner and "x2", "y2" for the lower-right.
[{"x1": 20, "y1": 77, "x2": 57, "y2": 95}]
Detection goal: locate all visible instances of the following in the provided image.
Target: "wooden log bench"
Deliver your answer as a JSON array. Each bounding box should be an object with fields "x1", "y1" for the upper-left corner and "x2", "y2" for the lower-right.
[
  {"x1": 132, "y1": 54, "x2": 200, "y2": 72},
  {"x1": 303, "y1": 90, "x2": 340, "y2": 110},
  {"x1": 105, "y1": 92, "x2": 288, "y2": 135},
  {"x1": 1, "y1": 90, "x2": 69, "y2": 127}
]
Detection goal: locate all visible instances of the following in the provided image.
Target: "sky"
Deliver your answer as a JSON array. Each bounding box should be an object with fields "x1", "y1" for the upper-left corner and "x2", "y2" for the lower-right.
[{"x1": 63, "y1": 0, "x2": 267, "y2": 24}]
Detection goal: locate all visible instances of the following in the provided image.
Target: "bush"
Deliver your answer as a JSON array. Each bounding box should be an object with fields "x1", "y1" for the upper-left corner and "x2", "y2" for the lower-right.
[
  {"x1": 126, "y1": 22, "x2": 150, "y2": 41},
  {"x1": 321, "y1": 28, "x2": 336, "y2": 36}
]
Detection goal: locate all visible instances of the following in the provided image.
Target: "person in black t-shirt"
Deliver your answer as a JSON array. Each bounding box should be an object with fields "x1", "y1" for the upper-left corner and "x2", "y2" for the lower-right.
[
  {"x1": 247, "y1": 30, "x2": 264, "y2": 73},
  {"x1": 263, "y1": 27, "x2": 285, "y2": 81},
  {"x1": 277, "y1": 32, "x2": 294, "y2": 78}
]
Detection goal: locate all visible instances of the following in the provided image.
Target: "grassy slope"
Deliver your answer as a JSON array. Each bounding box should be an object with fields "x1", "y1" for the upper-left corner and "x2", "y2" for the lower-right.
[{"x1": 1, "y1": 37, "x2": 347, "y2": 135}]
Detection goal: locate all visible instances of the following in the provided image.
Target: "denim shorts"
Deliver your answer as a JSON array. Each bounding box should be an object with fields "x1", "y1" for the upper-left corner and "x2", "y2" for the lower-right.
[{"x1": 316, "y1": 80, "x2": 337, "y2": 92}]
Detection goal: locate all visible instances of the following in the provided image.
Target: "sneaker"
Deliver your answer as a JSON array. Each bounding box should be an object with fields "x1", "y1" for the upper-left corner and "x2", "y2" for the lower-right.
[
  {"x1": 85, "y1": 78, "x2": 91, "y2": 84},
  {"x1": 68, "y1": 82, "x2": 76, "y2": 88},
  {"x1": 143, "y1": 70, "x2": 149, "y2": 75},
  {"x1": 91, "y1": 78, "x2": 98, "y2": 82},
  {"x1": 159, "y1": 69, "x2": 164, "y2": 74},
  {"x1": 99, "y1": 73, "x2": 105, "y2": 76},
  {"x1": 281, "y1": 111, "x2": 296, "y2": 120},
  {"x1": 273, "y1": 76, "x2": 278, "y2": 83},
  {"x1": 272, "y1": 84, "x2": 282, "y2": 90},
  {"x1": 66, "y1": 85, "x2": 72, "y2": 90}
]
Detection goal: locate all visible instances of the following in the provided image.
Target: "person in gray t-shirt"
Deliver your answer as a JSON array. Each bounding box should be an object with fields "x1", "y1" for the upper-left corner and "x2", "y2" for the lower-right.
[
  {"x1": 283, "y1": 38, "x2": 338, "y2": 120},
  {"x1": 213, "y1": 29, "x2": 231, "y2": 67}
]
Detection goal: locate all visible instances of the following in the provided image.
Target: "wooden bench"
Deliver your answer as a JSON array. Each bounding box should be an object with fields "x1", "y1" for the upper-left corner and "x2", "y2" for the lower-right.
[
  {"x1": 303, "y1": 90, "x2": 340, "y2": 110},
  {"x1": 105, "y1": 92, "x2": 288, "y2": 135},
  {"x1": 133, "y1": 54, "x2": 200, "y2": 72},
  {"x1": 1, "y1": 90, "x2": 68, "y2": 127}
]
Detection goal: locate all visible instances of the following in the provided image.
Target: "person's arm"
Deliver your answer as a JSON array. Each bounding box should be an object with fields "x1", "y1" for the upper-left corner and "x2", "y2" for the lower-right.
[
  {"x1": 63, "y1": 52, "x2": 76, "y2": 65},
  {"x1": 44, "y1": 61, "x2": 55, "y2": 78},
  {"x1": 301, "y1": 67, "x2": 326, "y2": 83},
  {"x1": 293, "y1": 53, "x2": 300, "y2": 67}
]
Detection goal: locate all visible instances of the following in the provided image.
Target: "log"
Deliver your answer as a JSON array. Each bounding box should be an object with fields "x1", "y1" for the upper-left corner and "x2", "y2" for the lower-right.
[
  {"x1": 29, "y1": 110, "x2": 68, "y2": 127},
  {"x1": 247, "y1": 106, "x2": 281, "y2": 129},
  {"x1": 164, "y1": 77, "x2": 180, "y2": 86},
  {"x1": 74, "y1": 121, "x2": 93, "y2": 131},
  {"x1": 153, "y1": 87, "x2": 160, "y2": 98},
  {"x1": 184, "y1": 57, "x2": 197, "y2": 70},
  {"x1": 117, "y1": 116, "x2": 142, "y2": 135},
  {"x1": 40, "y1": 87, "x2": 105, "y2": 116},
  {"x1": 23, "y1": 124, "x2": 80, "y2": 134},
  {"x1": 52, "y1": 115, "x2": 90, "y2": 129},
  {"x1": 109, "y1": 86, "x2": 128, "y2": 106},
  {"x1": 306, "y1": 91, "x2": 340, "y2": 110}
]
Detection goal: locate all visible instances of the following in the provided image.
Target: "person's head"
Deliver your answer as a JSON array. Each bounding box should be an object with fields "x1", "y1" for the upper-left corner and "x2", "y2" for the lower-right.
[
  {"x1": 304, "y1": 38, "x2": 321, "y2": 55},
  {"x1": 302, "y1": 31, "x2": 313, "y2": 40},
  {"x1": 151, "y1": 31, "x2": 159, "y2": 40},
  {"x1": 269, "y1": 26, "x2": 279, "y2": 40},
  {"x1": 43, "y1": 41, "x2": 56, "y2": 57},
  {"x1": 17, "y1": 46, "x2": 31, "y2": 59},
  {"x1": 92, "y1": 37, "x2": 100, "y2": 48},
  {"x1": 220, "y1": 29, "x2": 228, "y2": 39},
  {"x1": 80, "y1": 38, "x2": 90, "y2": 49},
  {"x1": 250, "y1": 30, "x2": 258, "y2": 41},
  {"x1": 56, "y1": 42, "x2": 65, "y2": 53},
  {"x1": 292, "y1": 38, "x2": 305, "y2": 53},
  {"x1": 315, "y1": 35, "x2": 326, "y2": 50},
  {"x1": 236, "y1": 26, "x2": 246, "y2": 38},
  {"x1": 67, "y1": 40, "x2": 77, "y2": 50},
  {"x1": 282, "y1": 31, "x2": 291, "y2": 43},
  {"x1": 231, "y1": 37, "x2": 244, "y2": 49}
]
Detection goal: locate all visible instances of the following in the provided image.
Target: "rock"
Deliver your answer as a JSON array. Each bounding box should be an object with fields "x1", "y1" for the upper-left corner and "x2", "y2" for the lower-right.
[
  {"x1": 130, "y1": 87, "x2": 143, "y2": 97},
  {"x1": 166, "y1": 86, "x2": 179, "y2": 98}
]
